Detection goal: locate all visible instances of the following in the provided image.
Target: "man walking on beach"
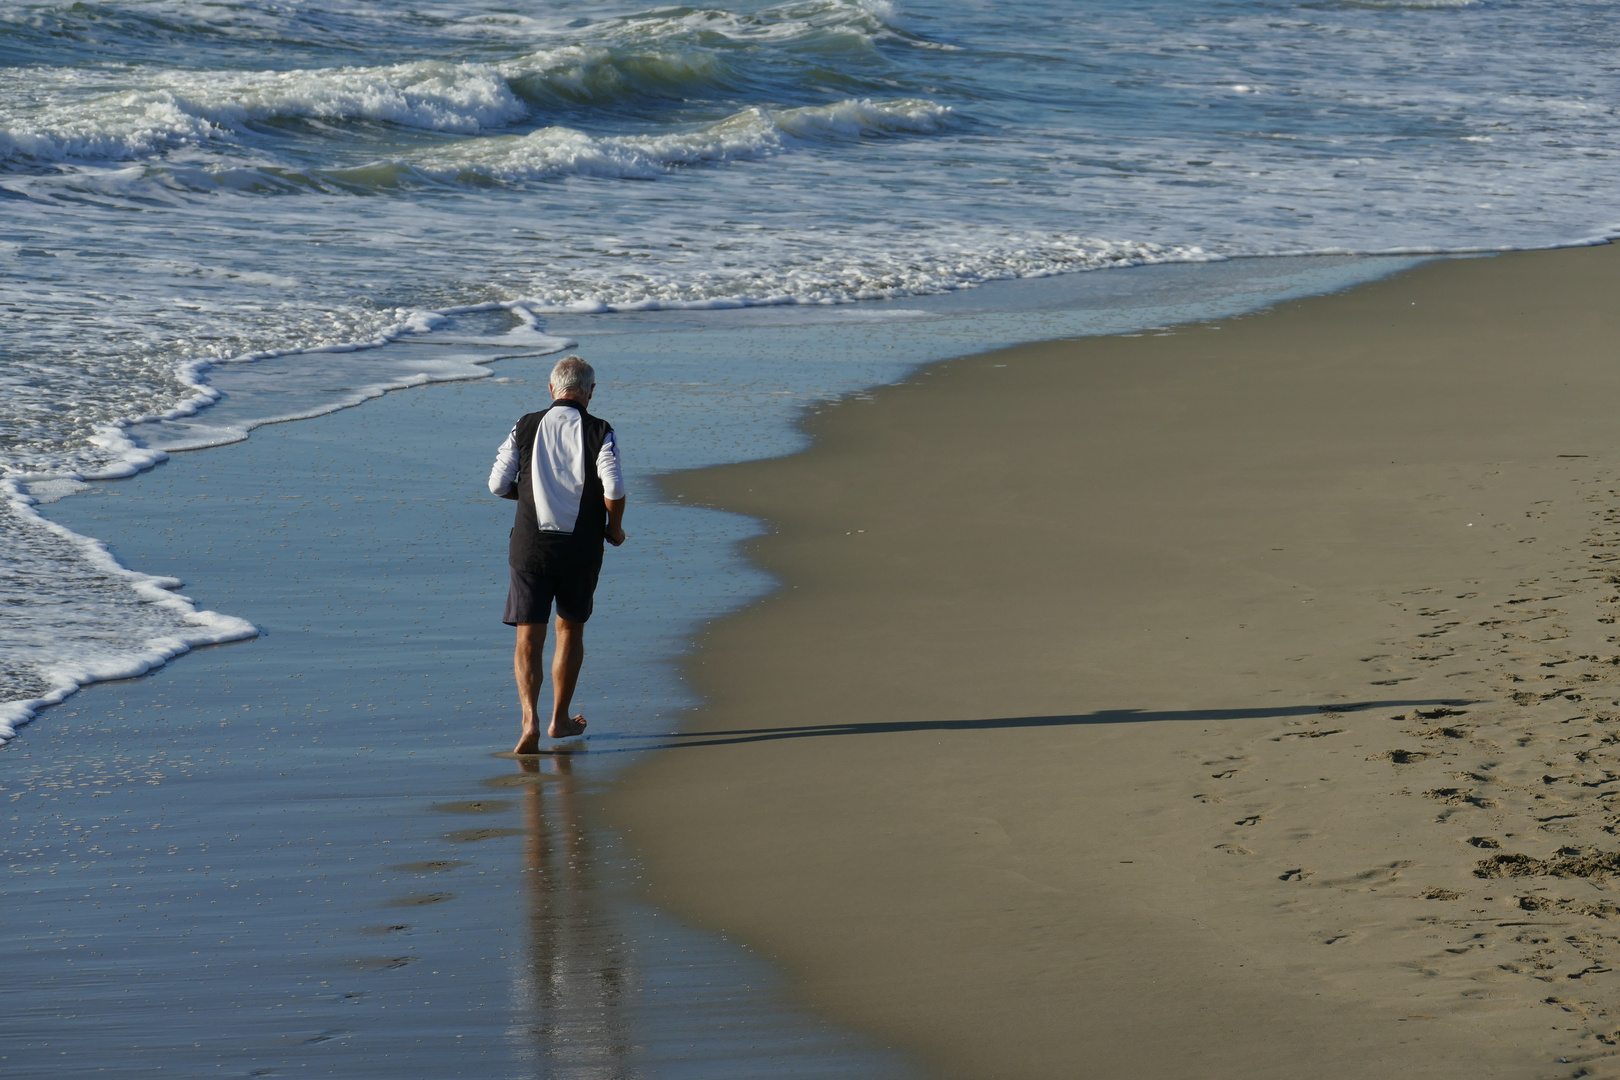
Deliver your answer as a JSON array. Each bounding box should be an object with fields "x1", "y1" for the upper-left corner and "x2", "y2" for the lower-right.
[{"x1": 488, "y1": 355, "x2": 626, "y2": 753}]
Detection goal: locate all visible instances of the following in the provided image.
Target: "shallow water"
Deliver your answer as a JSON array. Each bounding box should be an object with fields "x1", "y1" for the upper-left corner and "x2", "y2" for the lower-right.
[
  {"x1": 2, "y1": 255, "x2": 1434, "y2": 1076},
  {"x1": 6, "y1": 0, "x2": 1620, "y2": 721},
  {"x1": 4, "y1": 357, "x2": 930, "y2": 1078}
]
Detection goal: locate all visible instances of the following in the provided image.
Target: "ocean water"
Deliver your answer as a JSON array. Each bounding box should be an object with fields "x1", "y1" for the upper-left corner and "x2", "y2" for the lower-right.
[
  {"x1": 3, "y1": 0, "x2": 1619, "y2": 733},
  {"x1": 5, "y1": 0, "x2": 1620, "y2": 1073}
]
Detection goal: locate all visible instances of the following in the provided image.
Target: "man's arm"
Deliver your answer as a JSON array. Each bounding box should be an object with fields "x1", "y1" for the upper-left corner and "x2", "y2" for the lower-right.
[
  {"x1": 598, "y1": 430, "x2": 626, "y2": 544},
  {"x1": 488, "y1": 425, "x2": 521, "y2": 500}
]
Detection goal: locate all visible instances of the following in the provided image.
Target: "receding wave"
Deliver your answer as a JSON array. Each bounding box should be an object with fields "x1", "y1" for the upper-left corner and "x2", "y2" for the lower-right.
[{"x1": 510, "y1": 233, "x2": 1216, "y2": 313}]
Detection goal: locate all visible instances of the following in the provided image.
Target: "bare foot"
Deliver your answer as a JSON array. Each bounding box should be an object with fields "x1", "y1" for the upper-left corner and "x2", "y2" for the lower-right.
[
  {"x1": 513, "y1": 726, "x2": 542, "y2": 755},
  {"x1": 548, "y1": 714, "x2": 587, "y2": 739}
]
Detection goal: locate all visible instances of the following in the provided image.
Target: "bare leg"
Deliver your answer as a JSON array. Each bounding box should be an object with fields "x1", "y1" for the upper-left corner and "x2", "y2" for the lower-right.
[
  {"x1": 548, "y1": 616, "x2": 587, "y2": 738},
  {"x1": 513, "y1": 622, "x2": 547, "y2": 754}
]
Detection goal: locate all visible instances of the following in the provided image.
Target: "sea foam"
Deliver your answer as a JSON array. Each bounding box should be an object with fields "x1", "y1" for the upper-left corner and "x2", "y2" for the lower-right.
[
  {"x1": 0, "y1": 478, "x2": 257, "y2": 740},
  {"x1": 0, "y1": 304, "x2": 571, "y2": 740}
]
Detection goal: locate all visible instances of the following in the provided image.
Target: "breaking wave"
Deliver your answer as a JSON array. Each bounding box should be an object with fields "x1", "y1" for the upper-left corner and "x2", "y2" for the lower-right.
[
  {"x1": 374, "y1": 97, "x2": 951, "y2": 184},
  {"x1": 0, "y1": 0, "x2": 944, "y2": 167}
]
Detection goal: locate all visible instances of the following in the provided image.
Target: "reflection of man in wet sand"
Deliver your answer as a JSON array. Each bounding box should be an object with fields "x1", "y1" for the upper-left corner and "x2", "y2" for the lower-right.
[
  {"x1": 512, "y1": 753, "x2": 633, "y2": 1067},
  {"x1": 488, "y1": 356, "x2": 627, "y2": 753}
]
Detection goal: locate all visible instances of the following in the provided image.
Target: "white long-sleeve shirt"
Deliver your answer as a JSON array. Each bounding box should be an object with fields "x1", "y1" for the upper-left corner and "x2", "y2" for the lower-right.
[{"x1": 488, "y1": 406, "x2": 624, "y2": 534}]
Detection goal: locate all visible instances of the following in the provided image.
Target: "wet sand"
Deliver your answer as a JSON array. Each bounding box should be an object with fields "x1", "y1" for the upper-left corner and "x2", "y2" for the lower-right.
[{"x1": 612, "y1": 243, "x2": 1620, "y2": 1079}]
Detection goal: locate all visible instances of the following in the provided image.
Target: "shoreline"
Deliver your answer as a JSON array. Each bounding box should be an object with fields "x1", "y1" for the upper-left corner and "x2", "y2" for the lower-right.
[
  {"x1": 4, "y1": 252, "x2": 1424, "y2": 743},
  {"x1": 2, "y1": 351, "x2": 927, "y2": 1078},
  {"x1": 611, "y1": 242, "x2": 1620, "y2": 1078}
]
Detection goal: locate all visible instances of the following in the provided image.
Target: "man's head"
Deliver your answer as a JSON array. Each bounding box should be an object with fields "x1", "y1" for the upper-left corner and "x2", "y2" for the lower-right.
[{"x1": 548, "y1": 355, "x2": 596, "y2": 403}]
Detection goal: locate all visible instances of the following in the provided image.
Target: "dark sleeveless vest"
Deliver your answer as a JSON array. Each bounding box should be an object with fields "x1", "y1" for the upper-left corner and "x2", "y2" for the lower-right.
[{"x1": 507, "y1": 400, "x2": 613, "y2": 575}]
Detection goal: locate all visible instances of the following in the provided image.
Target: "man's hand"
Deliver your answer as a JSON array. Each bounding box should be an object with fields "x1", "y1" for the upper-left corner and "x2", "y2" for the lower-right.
[
  {"x1": 604, "y1": 496, "x2": 627, "y2": 547},
  {"x1": 605, "y1": 524, "x2": 627, "y2": 547}
]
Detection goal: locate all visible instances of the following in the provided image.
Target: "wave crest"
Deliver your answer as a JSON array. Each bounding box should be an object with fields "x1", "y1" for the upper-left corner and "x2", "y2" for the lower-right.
[
  {"x1": 406, "y1": 97, "x2": 951, "y2": 182},
  {"x1": 0, "y1": 60, "x2": 528, "y2": 163},
  {"x1": 1, "y1": 95, "x2": 951, "y2": 192},
  {"x1": 504, "y1": 44, "x2": 736, "y2": 106},
  {"x1": 0, "y1": 53, "x2": 937, "y2": 167}
]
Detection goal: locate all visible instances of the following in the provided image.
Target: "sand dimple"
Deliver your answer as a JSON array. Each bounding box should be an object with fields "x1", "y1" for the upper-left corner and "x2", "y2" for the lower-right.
[
  {"x1": 389, "y1": 860, "x2": 470, "y2": 873},
  {"x1": 1374, "y1": 748, "x2": 1433, "y2": 764}
]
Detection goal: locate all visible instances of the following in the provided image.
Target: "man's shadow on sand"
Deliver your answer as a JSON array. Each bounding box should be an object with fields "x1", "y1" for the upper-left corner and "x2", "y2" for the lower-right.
[{"x1": 600, "y1": 698, "x2": 1470, "y2": 752}]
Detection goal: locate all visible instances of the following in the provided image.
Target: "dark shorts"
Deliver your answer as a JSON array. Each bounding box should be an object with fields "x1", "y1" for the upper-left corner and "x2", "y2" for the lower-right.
[{"x1": 503, "y1": 563, "x2": 600, "y2": 626}]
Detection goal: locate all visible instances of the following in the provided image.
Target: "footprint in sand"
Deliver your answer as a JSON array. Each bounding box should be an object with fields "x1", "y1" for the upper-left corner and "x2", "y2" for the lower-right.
[
  {"x1": 1423, "y1": 787, "x2": 1497, "y2": 809},
  {"x1": 1214, "y1": 843, "x2": 1252, "y2": 855},
  {"x1": 1234, "y1": 814, "x2": 1263, "y2": 827},
  {"x1": 1205, "y1": 755, "x2": 1249, "y2": 772},
  {"x1": 1411, "y1": 724, "x2": 1471, "y2": 740},
  {"x1": 1325, "y1": 861, "x2": 1414, "y2": 891},
  {"x1": 1421, "y1": 887, "x2": 1463, "y2": 900}
]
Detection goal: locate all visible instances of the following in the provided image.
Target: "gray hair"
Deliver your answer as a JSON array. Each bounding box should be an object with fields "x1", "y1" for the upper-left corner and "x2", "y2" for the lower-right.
[{"x1": 549, "y1": 355, "x2": 596, "y2": 399}]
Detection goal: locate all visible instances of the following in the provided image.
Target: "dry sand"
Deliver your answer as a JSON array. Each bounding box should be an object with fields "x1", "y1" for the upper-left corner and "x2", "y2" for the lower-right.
[{"x1": 609, "y1": 243, "x2": 1620, "y2": 1079}]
